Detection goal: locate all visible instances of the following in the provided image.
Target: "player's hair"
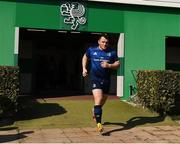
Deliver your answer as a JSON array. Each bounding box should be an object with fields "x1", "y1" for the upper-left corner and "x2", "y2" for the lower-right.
[{"x1": 98, "y1": 33, "x2": 109, "y2": 40}]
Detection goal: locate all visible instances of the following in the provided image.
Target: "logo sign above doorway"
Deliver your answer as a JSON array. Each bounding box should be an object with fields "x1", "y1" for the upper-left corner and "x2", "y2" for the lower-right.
[{"x1": 60, "y1": 2, "x2": 87, "y2": 30}]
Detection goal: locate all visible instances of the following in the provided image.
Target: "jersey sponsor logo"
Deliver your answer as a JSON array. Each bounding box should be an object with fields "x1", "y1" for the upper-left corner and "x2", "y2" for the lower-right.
[
  {"x1": 93, "y1": 58, "x2": 110, "y2": 62},
  {"x1": 93, "y1": 58, "x2": 101, "y2": 61}
]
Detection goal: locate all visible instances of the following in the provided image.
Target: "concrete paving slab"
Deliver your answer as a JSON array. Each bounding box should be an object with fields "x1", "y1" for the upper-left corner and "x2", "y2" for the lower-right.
[{"x1": 1, "y1": 126, "x2": 180, "y2": 143}]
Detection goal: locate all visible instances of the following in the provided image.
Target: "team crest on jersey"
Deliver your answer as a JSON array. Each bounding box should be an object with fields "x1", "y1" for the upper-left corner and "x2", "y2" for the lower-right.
[
  {"x1": 60, "y1": 2, "x2": 87, "y2": 30},
  {"x1": 107, "y1": 53, "x2": 111, "y2": 57}
]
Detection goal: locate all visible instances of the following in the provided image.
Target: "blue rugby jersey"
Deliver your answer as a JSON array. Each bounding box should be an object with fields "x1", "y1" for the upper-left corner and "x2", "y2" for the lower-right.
[{"x1": 86, "y1": 46, "x2": 118, "y2": 80}]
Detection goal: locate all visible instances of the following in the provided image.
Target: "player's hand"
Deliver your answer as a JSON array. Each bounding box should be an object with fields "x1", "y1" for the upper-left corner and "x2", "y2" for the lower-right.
[
  {"x1": 101, "y1": 61, "x2": 111, "y2": 69},
  {"x1": 82, "y1": 68, "x2": 88, "y2": 77}
]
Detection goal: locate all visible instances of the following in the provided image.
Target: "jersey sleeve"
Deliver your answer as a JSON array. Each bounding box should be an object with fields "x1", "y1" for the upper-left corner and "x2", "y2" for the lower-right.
[{"x1": 85, "y1": 47, "x2": 91, "y2": 58}]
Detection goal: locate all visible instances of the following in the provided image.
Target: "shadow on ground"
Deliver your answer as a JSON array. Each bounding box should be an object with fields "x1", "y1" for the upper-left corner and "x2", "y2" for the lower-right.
[
  {"x1": 15, "y1": 97, "x2": 67, "y2": 120},
  {"x1": 0, "y1": 118, "x2": 15, "y2": 128},
  {"x1": 102, "y1": 115, "x2": 166, "y2": 136},
  {"x1": 0, "y1": 131, "x2": 33, "y2": 143}
]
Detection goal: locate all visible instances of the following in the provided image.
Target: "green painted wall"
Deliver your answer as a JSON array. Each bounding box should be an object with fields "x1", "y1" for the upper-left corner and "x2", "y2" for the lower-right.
[
  {"x1": 15, "y1": 1, "x2": 124, "y2": 33},
  {"x1": 123, "y1": 7, "x2": 180, "y2": 99},
  {"x1": 87, "y1": 3, "x2": 124, "y2": 33},
  {"x1": 0, "y1": 1, "x2": 16, "y2": 66},
  {"x1": 16, "y1": 2, "x2": 61, "y2": 29}
]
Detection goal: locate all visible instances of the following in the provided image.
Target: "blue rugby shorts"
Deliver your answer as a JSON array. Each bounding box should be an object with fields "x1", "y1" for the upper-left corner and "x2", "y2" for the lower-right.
[{"x1": 91, "y1": 78, "x2": 110, "y2": 93}]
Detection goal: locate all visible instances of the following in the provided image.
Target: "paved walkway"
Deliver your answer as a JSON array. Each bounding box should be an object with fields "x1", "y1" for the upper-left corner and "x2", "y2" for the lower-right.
[{"x1": 1, "y1": 125, "x2": 180, "y2": 143}]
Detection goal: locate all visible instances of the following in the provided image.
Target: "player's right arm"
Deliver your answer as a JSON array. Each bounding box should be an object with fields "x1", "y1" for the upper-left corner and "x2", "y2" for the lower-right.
[{"x1": 82, "y1": 54, "x2": 88, "y2": 77}]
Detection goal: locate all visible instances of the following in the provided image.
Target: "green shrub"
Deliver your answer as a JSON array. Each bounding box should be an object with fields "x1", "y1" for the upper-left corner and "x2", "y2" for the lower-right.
[
  {"x1": 136, "y1": 70, "x2": 180, "y2": 115},
  {"x1": 0, "y1": 66, "x2": 19, "y2": 117}
]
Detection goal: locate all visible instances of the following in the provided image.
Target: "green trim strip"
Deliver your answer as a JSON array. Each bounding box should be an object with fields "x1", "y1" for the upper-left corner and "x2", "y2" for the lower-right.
[
  {"x1": 117, "y1": 57, "x2": 124, "y2": 76},
  {"x1": 14, "y1": 54, "x2": 18, "y2": 66}
]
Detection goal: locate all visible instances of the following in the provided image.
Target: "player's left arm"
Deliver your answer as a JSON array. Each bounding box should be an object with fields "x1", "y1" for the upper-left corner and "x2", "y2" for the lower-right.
[
  {"x1": 101, "y1": 60, "x2": 120, "y2": 69},
  {"x1": 108, "y1": 60, "x2": 120, "y2": 70},
  {"x1": 109, "y1": 50, "x2": 120, "y2": 69}
]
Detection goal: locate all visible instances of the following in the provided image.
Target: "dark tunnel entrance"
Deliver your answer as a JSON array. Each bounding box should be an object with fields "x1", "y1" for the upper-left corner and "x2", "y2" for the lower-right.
[{"x1": 18, "y1": 28, "x2": 119, "y2": 97}]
